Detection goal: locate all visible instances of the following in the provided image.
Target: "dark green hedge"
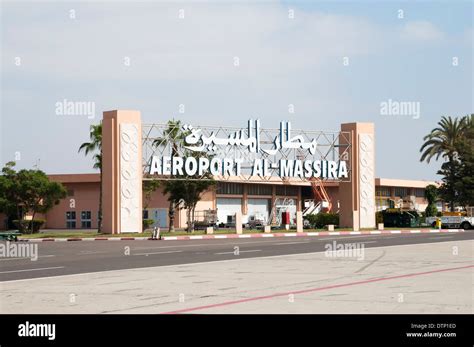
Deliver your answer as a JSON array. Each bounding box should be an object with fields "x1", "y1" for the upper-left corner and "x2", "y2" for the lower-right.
[
  {"x1": 304, "y1": 213, "x2": 339, "y2": 229},
  {"x1": 142, "y1": 219, "x2": 155, "y2": 230},
  {"x1": 12, "y1": 219, "x2": 45, "y2": 233}
]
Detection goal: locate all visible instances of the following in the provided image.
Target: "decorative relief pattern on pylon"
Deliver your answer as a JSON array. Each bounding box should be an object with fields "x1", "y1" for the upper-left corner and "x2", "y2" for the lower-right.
[
  {"x1": 120, "y1": 123, "x2": 141, "y2": 233},
  {"x1": 358, "y1": 133, "x2": 375, "y2": 228}
]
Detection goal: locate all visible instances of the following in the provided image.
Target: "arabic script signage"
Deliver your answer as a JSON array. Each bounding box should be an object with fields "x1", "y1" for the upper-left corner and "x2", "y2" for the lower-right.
[{"x1": 149, "y1": 120, "x2": 348, "y2": 179}]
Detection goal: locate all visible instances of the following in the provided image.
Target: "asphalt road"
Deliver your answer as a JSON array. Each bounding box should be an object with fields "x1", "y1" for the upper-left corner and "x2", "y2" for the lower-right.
[{"x1": 1, "y1": 231, "x2": 472, "y2": 282}]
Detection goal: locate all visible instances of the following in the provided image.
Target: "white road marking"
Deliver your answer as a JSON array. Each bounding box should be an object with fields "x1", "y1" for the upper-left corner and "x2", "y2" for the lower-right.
[
  {"x1": 274, "y1": 241, "x2": 311, "y2": 245},
  {"x1": 78, "y1": 251, "x2": 108, "y2": 255},
  {"x1": 0, "y1": 255, "x2": 55, "y2": 261},
  {"x1": 319, "y1": 236, "x2": 381, "y2": 241},
  {"x1": 3, "y1": 239, "x2": 471, "y2": 283},
  {"x1": 133, "y1": 251, "x2": 183, "y2": 256},
  {"x1": 215, "y1": 250, "x2": 262, "y2": 255},
  {"x1": 0, "y1": 266, "x2": 64, "y2": 274},
  {"x1": 132, "y1": 239, "x2": 314, "y2": 251}
]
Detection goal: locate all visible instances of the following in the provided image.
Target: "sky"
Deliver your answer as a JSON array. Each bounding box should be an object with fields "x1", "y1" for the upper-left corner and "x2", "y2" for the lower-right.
[{"x1": 1, "y1": 0, "x2": 472, "y2": 181}]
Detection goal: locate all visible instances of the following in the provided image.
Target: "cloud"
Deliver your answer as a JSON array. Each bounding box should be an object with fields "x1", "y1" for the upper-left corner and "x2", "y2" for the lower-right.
[
  {"x1": 2, "y1": 3, "x2": 383, "y2": 83},
  {"x1": 0, "y1": 2, "x2": 471, "y2": 181},
  {"x1": 400, "y1": 21, "x2": 445, "y2": 42}
]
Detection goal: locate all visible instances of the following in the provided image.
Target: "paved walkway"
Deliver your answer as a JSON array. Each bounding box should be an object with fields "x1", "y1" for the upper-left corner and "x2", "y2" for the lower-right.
[{"x1": 1, "y1": 240, "x2": 472, "y2": 314}]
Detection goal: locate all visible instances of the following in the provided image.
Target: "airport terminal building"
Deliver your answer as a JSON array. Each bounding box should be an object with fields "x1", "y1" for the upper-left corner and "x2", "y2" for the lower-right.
[
  {"x1": 26, "y1": 174, "x2": 437, "y2": 230},
  {"x1": 0, "y1": 110, "x2": 442, "y2": 232}
]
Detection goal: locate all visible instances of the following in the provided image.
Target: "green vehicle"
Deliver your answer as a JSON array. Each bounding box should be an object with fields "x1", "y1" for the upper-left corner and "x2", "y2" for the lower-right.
[
  {"x1": 0, "y1": 230, "x2": 21, "y2": 241},
  {"x1": 382, "y1": 209, "x2": 421, "y2": 228}
]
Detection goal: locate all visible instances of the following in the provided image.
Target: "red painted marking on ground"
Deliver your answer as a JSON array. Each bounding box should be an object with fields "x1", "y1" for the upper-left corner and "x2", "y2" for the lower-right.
[
  {"x1": 66, "y1": 238, "x2": 82, "y2": 241},
  {"x1": 162, "y1": 264, "x2": 474, "y2": 314}
]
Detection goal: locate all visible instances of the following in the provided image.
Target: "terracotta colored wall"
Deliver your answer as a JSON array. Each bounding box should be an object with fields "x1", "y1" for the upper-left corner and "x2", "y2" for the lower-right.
[
  {"x1": 102, "y1": 110, "x2": 143, "y2": 234},
  {"x1": 39, "y1": 177, "x2": 433, "y2": 230},
  {"x1": 45, "y1": 182, "x2": 100, "y2": 229}
]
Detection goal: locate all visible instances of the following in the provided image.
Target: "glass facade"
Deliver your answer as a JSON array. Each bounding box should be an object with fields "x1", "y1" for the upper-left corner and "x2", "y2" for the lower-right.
[
  {"x1": 66, "y1": 211, "x2": 76, "y2": 229},
  {"x1": 376, "y1": 186, "x2": 391, "y2": 197},
  {"x1": 247, "y1": 184, "x2": 272, "y2": 196},
  {"x1": 81, "y1": 211, "x2": 92, "y2": 229},
  {"x1": 394, "y1": 187, "x2": 409, "y2": 197},
  {"x1": 414, "y1": 188, "x2": 425, "y2": 197},
  {"x1": 217, "y1": 182, "x2": 243, "y2": 195},
  {"x1": 276, "y1": 185, "x2": 299, "y2": 196}
]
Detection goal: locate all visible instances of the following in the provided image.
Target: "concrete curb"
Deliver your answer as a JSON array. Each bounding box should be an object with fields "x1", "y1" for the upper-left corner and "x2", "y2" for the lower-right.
[{"x1": 19, "y1": 229, "x2": 467, "y2": 242}]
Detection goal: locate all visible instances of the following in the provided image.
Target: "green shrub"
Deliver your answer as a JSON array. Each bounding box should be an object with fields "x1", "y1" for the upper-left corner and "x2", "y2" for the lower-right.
[
  {"x1": 12, "y1": 220, "x2": 29, "y2": 232},
  {"x1": 12, "y1": 219, "x2": 45, "y2": 233},
  {"x1": 31, "y1": 219, "x2": 45, "y2": 232},
  {"x1": 304, "y1": 213, "x2": 339, "y2": 229},
  {"x1": 425, "y1": 204, "x2": 438, "y2": 217},
  {"x1": 142, "y1": 219, "x2": 154, "y2": 231}
]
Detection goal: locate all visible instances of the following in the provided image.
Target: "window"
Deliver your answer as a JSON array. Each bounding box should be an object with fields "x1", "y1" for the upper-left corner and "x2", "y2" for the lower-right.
[
  {"x1": 394, "y1": 187, "x2": 408, "y2": 197},
  {"x1": 276, "y1": 185, "x2": 299, "y2": 196},
  {"x1": 66, "y1": 211, "x2": 76, "y2": 229},
  {"x1": 247, "y1": 184, "x2": 272, "y2": 196},
  {"x1": 217, "y1": 182, "x2": 243, "y2": 195},
  {"x1": 414, "y1": 188, "x2": 425, "y2": 198},
  {"x1": 81, "y1": 211, "x2": 92, "y2": 229},
  {"x1": 376, "y1": 187, "x2": 391, "y2": 197},
  {"x1": 143, "y1": 210, "x2": 149, "y2": 219},
  {"x1": 286, "y1": 186, "x2": 298, "y2": 196},
  {"x1": 376, "y1": 199, "x2": 390, "y2": 211}
]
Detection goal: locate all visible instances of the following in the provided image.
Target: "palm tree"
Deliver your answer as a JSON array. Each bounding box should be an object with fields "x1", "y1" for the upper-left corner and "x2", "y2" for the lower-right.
[
  {"x1": 79, "y1": 123, "x2": 103, "y2": 232},
  {"x1": 152, "y1": 120, "x2": 188, "y2": 232},
  {"x1": 420, "y1": 116, "x2": 465, "y2": 163},
  {"x1": 420, "y1": 116, "x2": 469, "y2": 211}
]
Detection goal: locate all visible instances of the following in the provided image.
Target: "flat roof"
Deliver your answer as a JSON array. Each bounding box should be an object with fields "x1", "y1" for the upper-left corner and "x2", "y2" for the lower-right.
[
  {"x1": 47, "y1": 173, "x2": 438, "y2": 188},
  {"x1": 48, "y1": 173, "x2": 101, "y2": 183},
  {"x1": 375, "y1": 178, "x2": 440, "y2": 189}
]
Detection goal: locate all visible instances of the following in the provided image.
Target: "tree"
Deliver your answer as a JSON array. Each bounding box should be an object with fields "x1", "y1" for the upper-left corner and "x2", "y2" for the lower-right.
[
  {"x1": 152, "y1": 120, "x2": 216, "y2": 232},
  {"x1": 424, "y1": 184, "x2": 438, "y2": 217},
  {"x1": 17, "y1": 169, "x2": 67, "y2": 232},
  {"x1": 420, "y1": 116, "x2": 468, "y2": 211},
  {"x1": 143, "y1": 179, "x2": 161, "y2": 210},
  {"x1": 453, "y1": 114, "x2": 474, "y2": 207},
  {"x1": 163, "y1": 170, "x2": 215, "y2": 232},
  {"x1": 0, "y1": 162, "x2": 67, "y2": 232},
  {"x1": 152, "y1": 120, "x2": 189, "y2": 232},
  {"x1": 79, "y1": 123, "x2": 103, "y2": 232},
  {"x1": 0, "y1": 162, "x2": 21, "y2": 224}
]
